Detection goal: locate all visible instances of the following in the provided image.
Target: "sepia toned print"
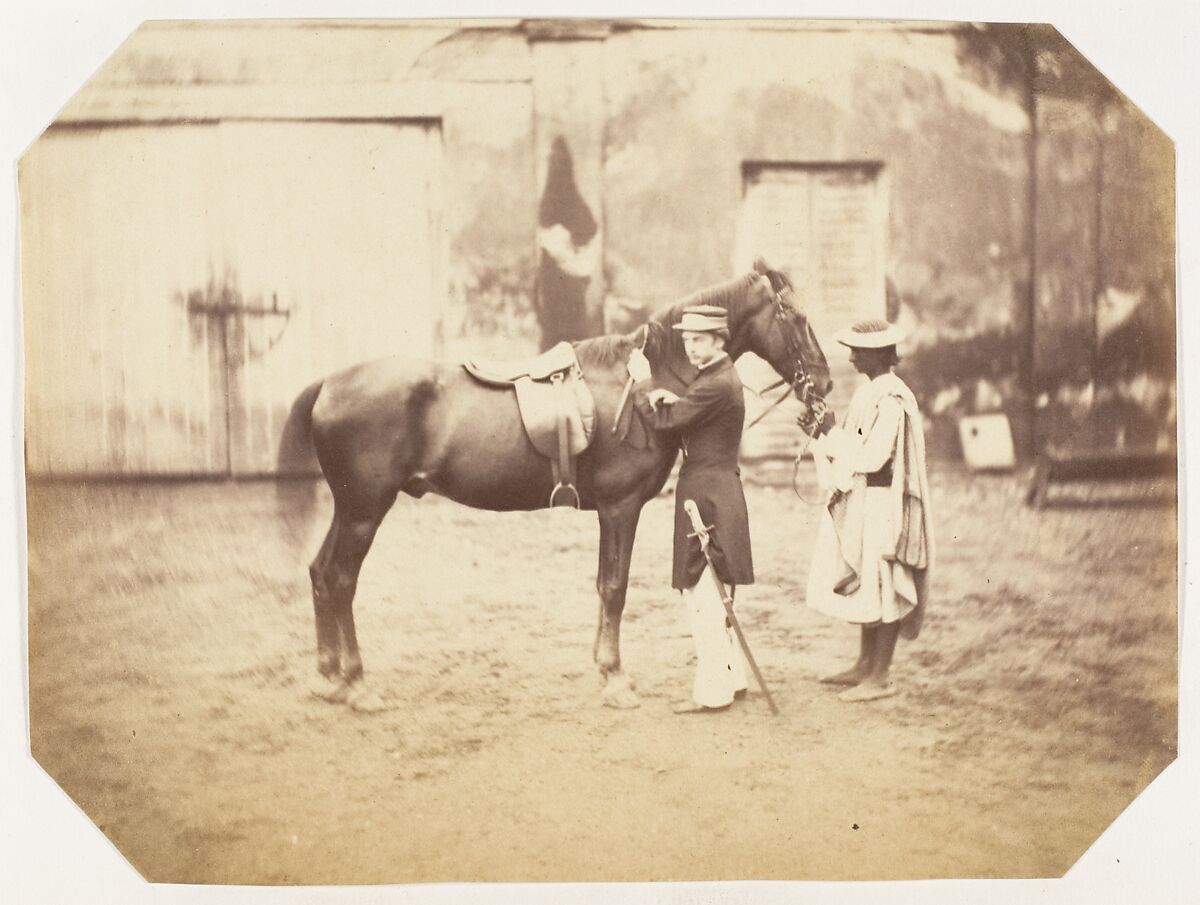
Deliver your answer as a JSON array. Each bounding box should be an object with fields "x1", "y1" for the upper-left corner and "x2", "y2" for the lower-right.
[{"x1": 21, "y1": 19, "x2": 1176, "y2": 883}]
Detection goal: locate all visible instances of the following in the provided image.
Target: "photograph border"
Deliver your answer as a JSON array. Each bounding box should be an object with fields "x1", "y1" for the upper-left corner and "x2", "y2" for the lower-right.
[{"x1": 3, "y1": 1, "x2": 1196, "y2": 902}]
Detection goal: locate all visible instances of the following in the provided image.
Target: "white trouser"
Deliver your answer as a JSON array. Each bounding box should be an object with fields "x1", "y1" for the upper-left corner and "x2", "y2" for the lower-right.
[{"x1": 681, "y1": 566, "x2": 749, "y2": 707}]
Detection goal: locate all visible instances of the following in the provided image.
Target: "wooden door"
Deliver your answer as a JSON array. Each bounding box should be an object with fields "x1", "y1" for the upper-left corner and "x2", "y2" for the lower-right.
[
  {"x1": 210, "y1": 121, "x2": 443, "y2": 475},
  {"x1": 21, "y1": 119, "x2": 443, "y2": 477},
  {"x1": 21, "y1": 124, "x2": 227, "y2": 475},
  {"x1": 733, "y1": 162, "x2": 888, "y2": 459}
]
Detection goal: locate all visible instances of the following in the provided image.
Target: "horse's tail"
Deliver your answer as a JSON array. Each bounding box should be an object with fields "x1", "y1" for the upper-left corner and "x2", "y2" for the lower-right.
[
  {"x1": 277, "y1": 379, "x2": 323, "y2": 476},
  {"x1": 275, "y1": 380, "x2": 324, "y2": 559}
]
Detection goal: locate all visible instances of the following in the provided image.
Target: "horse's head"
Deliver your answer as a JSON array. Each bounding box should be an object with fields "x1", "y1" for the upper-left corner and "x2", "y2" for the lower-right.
[
  {"x1": 729, "y1": 258, "x2": 833, "y2": 434},
  {"x1": 646, "y1": 263, "x2": 832, "y2": 432}
]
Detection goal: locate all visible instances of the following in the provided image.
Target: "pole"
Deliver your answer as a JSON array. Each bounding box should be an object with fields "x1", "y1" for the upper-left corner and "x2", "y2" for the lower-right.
[{"x1": 1024, "y1": 35, "x2": 1040, "y2": 461}]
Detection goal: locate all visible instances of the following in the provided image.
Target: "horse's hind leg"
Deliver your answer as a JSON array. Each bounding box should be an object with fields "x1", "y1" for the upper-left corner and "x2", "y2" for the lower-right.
[
  {"x1": 308, "y1": 513, "x2": 345, "y2": 698},
  {"x1": 330, "y1": 507, "x2": 392, "y2": 712},
  {"x1": 309, "y1": 504, "x2": 389, "y2": 711}
]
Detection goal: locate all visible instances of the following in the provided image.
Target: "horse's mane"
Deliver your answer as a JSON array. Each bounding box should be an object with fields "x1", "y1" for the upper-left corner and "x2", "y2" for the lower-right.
[
  {"x1": 576, "y1": 332, "x2": 636, "y2": 367},
  {"x1": 670, "y1": 271, "x2": 761, "y2": 315}
]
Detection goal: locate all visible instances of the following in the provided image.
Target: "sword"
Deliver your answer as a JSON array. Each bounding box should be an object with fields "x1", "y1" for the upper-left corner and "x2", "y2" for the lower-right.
[{"x1": 682, "y1": 499, "x2": 780, "y2": 715}]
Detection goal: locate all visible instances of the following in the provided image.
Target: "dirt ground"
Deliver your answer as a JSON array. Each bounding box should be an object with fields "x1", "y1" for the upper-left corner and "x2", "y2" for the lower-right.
[{"x1": 24, "y1": 465, "x2": 1177, "y2": 884}]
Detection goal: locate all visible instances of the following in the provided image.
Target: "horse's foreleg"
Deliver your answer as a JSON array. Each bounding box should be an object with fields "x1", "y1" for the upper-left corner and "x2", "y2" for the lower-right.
[{"x1": 595, "y1": 497, "x2": 642, "y2": 709}]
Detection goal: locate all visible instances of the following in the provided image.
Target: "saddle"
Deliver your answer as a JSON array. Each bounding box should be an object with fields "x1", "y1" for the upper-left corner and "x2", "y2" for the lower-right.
[{"x1": 463, "y1": 342, "x2": 597, "y2": 507}]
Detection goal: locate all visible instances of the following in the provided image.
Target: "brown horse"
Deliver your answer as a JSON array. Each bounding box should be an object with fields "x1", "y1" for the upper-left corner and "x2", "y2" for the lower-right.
[{"x1": 276, "y1": 260, "x2": 831, "y2": 710}]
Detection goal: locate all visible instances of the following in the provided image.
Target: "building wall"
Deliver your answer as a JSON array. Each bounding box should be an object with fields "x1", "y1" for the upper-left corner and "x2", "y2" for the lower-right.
[
  {"x1": 63, "y1": 21, "x2": 539, "y2": 359},
  {"x1": 602, "y1": 26, "x2": 1031, "y2": 339},
  {"x1": 1031, "y1": 91, "x2": 1176, "y2": 453},
  {"x1": 22, "y1": 118, "x2": 444, "y2": 476},
  {"x1": 77, "y1": 22, "x2": 1037, "y2": 358},
  {"x1": 24, "y1": 21, "x2": 1175, "y2": 473},
  {"x1": 598, "y1": 26, "x2": 1036, "y2": 457},
  {"x1": 26, "y1": 23, "x2": 468, "y2": 475}
]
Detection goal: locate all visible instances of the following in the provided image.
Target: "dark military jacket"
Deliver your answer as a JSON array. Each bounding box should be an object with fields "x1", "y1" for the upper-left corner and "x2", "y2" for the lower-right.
[{"x1": 633, "y1": 354, "x2": 754, "y2": 590}]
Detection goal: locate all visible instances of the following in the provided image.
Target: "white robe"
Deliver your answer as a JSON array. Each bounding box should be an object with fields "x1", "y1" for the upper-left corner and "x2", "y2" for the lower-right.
[
  {"x1": 805, "y1": 372, "x2": 932, "y2": 626},
  {"x1": 806, "y1": 488, "x2": 918, "y2": 624}
]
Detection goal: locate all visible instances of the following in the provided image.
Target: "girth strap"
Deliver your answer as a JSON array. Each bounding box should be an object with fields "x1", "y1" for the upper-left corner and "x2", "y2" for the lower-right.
[{"x1": 548, "y1": 372, "x2": 581, "y2": 508}]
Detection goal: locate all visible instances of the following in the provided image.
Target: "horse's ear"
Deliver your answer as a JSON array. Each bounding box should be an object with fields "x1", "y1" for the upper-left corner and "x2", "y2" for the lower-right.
[{"x1": 752, "y1": 256, "x2": 794, "y2": 295}]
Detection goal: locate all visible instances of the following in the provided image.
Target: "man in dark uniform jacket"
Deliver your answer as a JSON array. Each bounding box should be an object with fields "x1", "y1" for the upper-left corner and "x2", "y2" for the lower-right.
[{"x1": 627, "y1": 305, "x2": 753, "y2": 713}]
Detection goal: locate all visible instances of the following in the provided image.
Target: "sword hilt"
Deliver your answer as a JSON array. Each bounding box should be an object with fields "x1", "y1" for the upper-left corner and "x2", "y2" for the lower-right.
[{"x1": 682, "y1": 500, "x2": 712, "y2": 544}]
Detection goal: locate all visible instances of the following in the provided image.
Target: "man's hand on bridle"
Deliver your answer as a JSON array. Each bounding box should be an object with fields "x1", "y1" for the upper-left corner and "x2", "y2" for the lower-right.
[{"x1": 798, "y1": 407, "x2": 835, "y2": 438}]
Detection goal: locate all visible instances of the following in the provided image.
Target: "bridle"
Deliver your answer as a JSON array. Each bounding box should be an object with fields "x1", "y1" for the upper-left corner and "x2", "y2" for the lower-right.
[
  {"x1": 747, "y1": 287, "x2": 830, "y2": 441},
  {"x1": 768, "y1": 286, "x2": 834, "y2": 503}
]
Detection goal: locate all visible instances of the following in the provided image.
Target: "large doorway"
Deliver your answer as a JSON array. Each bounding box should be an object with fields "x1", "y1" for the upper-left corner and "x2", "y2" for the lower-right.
[
  {"x1": 734, "y1": 161, "x2": 888, "y2": 458},
  {"x1": 22, "y1": 119, "x2": 444, "y2": 476}
]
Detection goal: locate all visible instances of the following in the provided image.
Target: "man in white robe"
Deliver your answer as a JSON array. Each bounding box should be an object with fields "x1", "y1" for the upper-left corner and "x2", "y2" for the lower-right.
[{"x1": 806, "y1": 319, "x2": 934, "y2": 702}]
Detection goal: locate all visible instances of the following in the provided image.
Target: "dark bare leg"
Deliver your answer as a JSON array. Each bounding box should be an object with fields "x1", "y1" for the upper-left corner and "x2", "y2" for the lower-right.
[
  {"x1": 868, "y1": 621, "x2": 900, "y2": 683},
  {"x1": 594, "y1": 496, "x2": 642, "y2": 709},
  {"x1": 839, "y1": 622, "x2": 900, "y2": 702},
  {"x1": 820, "y1": 624, "x2": 876, "y2": 686}
]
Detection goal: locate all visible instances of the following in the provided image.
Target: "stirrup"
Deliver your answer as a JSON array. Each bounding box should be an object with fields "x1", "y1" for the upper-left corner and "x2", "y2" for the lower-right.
[{"x1": 549, "y1": 482, "x2": 581, "y2": 509}]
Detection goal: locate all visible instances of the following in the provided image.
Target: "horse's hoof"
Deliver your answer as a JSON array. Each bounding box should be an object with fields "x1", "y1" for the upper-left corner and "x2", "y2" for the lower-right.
[
  {"x1": 346, "y1": 685, "x2": 392, "y2": 713},
  {"x1": 601, "y1": 674, "x2": 641, "y2": 710},
  {"x1": 309, "y1": 675, "x2": 349, "y2": 704}
]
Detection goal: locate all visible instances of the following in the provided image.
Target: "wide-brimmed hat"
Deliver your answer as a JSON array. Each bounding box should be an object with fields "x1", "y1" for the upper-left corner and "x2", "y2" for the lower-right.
[
  {"x1": 835, "y1": 319, "x2": 906, "y2": 349},
  {"x1": 672, "y1": 305, "x2": 729, "y2": 333}
]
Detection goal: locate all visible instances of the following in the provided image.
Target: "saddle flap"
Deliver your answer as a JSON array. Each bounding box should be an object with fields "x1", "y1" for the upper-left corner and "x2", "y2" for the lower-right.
[
  {"x1": 460, "y1": 343, "x2": 596, "y2": 481},
  {"x1": 513, "y1": 373, "x2": 596, "y2": 460}
]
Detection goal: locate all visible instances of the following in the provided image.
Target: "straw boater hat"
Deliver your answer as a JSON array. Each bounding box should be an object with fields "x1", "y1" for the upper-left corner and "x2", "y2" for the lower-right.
[
  {"x1": 835, "y1": 318, "x2": 906, "y2": 349},
  {"x1": 672, "y1": 305, "x2": 729, "y2": 333}
]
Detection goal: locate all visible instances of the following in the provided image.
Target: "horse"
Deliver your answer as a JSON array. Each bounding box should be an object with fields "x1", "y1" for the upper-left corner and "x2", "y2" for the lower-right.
[{"x1": 275, "y1": 259, "x2": 832, "y2": 711}]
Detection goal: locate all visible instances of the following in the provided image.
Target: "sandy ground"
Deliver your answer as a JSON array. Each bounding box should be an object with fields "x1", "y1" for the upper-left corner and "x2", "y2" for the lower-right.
[{"x1": 25, "y1": 466, "x2": 1177, "y2": 884}]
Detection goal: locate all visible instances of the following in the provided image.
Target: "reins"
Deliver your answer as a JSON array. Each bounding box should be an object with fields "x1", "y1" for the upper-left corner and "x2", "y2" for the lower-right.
[
  {"x1": 744, "y1": 379, "x2": 795, "y2": 431},
  {"x1": 610, "y1": 323, "x2": 650, "y2": 435},
  {"x1": 755, "y1": 285, "x2": 831, "y2": 504}
]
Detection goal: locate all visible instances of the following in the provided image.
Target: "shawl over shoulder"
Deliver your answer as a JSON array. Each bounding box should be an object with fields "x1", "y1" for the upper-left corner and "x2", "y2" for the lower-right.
[{"x1": 825, "y1": 373, "x2": 935, "y2": 638}]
